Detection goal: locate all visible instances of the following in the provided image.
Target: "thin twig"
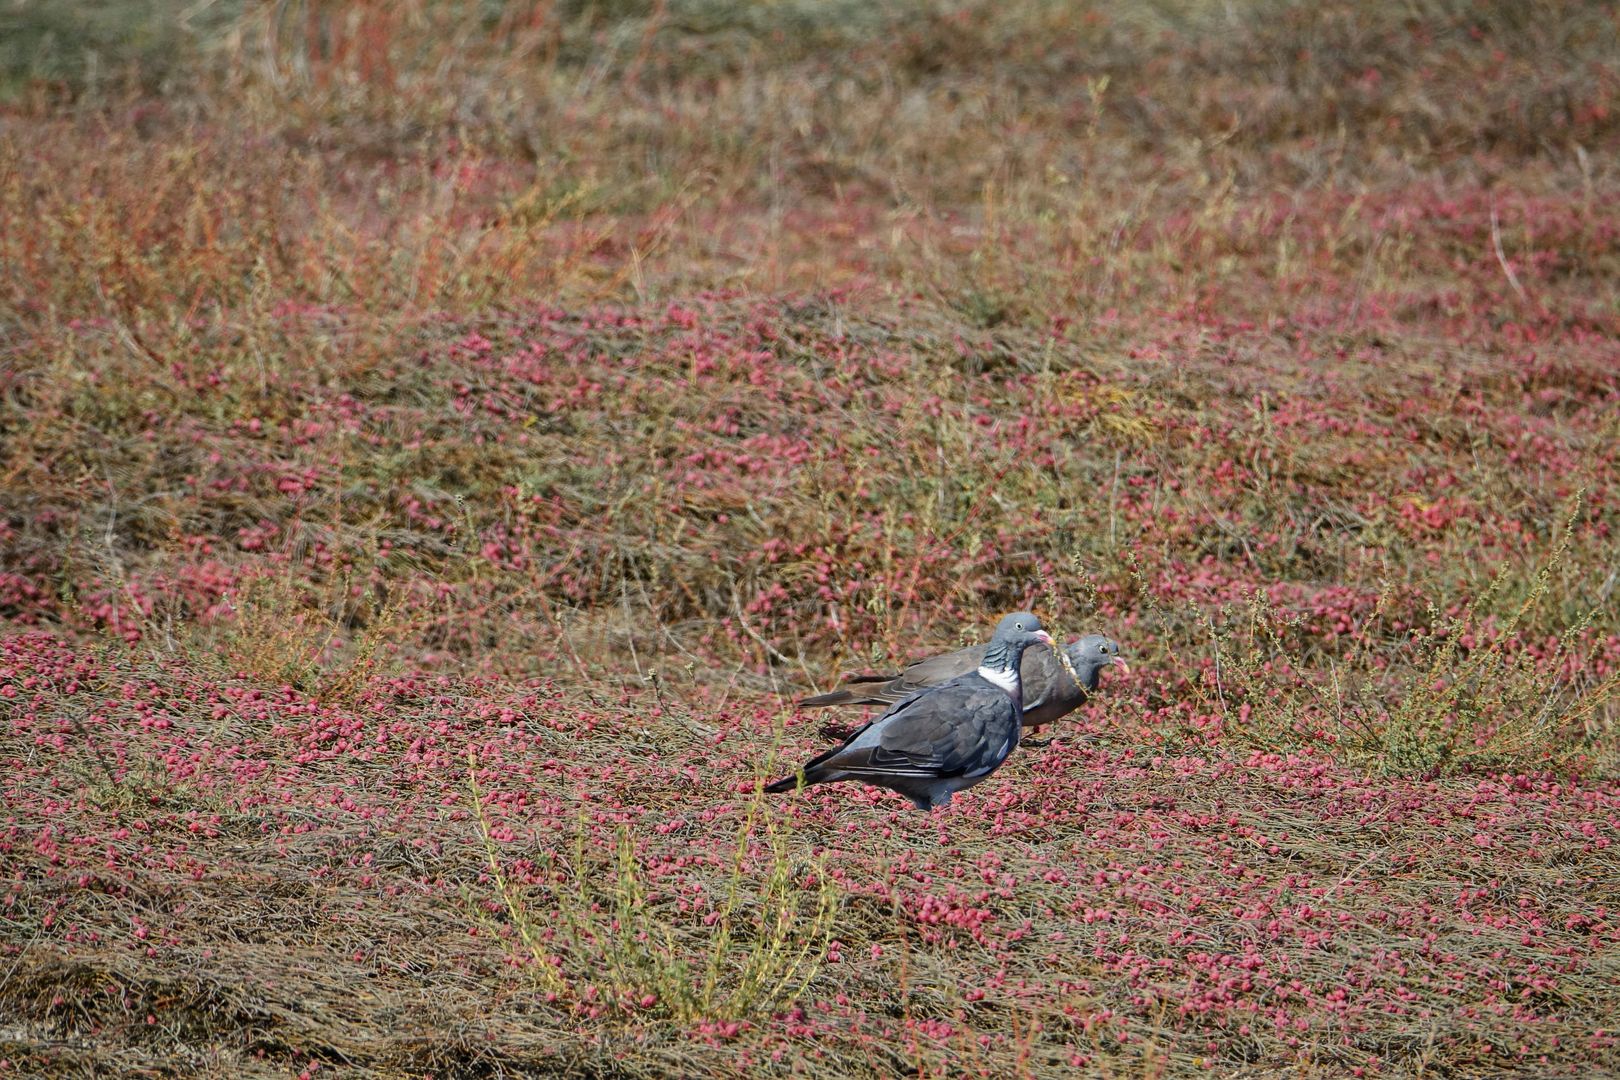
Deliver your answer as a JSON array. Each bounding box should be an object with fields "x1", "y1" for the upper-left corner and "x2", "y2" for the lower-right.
[{"x1": 1489, "y1": 200, "x2": 1530, "y2": 305}]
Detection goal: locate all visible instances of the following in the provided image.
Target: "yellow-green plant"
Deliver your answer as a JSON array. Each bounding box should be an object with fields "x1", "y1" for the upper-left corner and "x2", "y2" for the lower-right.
[
  {"x1": 467, "y1": 750, "x2": 839, "y2": 1020},
  {"x1": 1376, "y1": 498, "x2": 1619, "y2": 776},
  {"x1": 200, "y1": 567, "x2": 406, "y2": 704},
  {"x1": 1169, "y1": 495, "x2": 1618, "y2": 775}
]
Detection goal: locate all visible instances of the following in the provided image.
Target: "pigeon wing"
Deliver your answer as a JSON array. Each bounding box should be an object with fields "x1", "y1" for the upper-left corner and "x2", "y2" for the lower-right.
[
  {"x1": 825, "y1": 678, "x2": 1014, "y2": 778},
  {"x1": 1017, "y1": 644, "x2": 1087, "y2": 728},
  {"x1": 889, "y1": 644, "x2": 988, "y2": 697},
  {"x1": 799, "y1": 643, "x2": 987, "y2": 708}
]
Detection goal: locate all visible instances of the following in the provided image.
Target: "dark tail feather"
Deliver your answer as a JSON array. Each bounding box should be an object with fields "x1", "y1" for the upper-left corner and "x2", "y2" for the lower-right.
[
  {"x1": 842, "y1": 672, "x2": 902, "y2": 685},
  {"x1": 798, "y1": 688, "x2": 857, "y2": 708},
  {"x1": 765, "y1": 762, "x2": 835, "y2": 794},
  {"x1": 765, "y1": 754, "x2": 831, "y2": 794},
  {"x1": 766, "y1": 722, "x2": 870, "y2": 794}
]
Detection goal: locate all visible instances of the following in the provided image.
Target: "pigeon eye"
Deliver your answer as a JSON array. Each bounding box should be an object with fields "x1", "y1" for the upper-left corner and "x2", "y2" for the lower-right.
[{"x1": 1098, "y1": 645, "x2": 1109, "y2": 653}]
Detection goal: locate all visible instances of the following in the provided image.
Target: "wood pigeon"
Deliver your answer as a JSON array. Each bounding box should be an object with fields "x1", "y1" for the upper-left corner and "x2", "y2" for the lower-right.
[{"x1": 765, "y1": 613, "x2": 1057, "y2": 810}]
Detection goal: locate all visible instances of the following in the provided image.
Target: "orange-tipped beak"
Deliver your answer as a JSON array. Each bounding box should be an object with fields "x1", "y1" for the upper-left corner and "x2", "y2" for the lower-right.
[
  {"x1": 1112, "y1": 657, "x2": 1131, "y2": 676},
  {"x1": 1035, "y1": 630, "x2": 1055, "y2": 647}
]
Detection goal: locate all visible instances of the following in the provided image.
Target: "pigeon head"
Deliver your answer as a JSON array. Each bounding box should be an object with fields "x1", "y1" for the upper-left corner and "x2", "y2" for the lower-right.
[
  {"x1": 980, "y1": 612, "x2": 1054, "y2": 673},
  {"x1": 1063, "y1": 634, "x2": 1130, "y2": 689}
]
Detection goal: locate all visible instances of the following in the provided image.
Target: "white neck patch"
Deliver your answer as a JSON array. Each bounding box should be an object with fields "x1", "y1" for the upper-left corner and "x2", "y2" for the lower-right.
[{"x1": 976, "y1": 664, "x2": 1020, "y2": 697}]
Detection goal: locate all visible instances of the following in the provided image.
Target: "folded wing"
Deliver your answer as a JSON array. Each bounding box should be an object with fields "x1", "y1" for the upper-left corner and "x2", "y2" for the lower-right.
[
  {"x1": 798, "y1": 644, "x2": 986, "y2": 708},
  {"x1": 795, "y1": 678, "x2": 1013, "y2": 783}
]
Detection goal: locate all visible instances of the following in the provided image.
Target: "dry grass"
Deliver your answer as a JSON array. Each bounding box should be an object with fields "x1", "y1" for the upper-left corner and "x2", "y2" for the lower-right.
[{"x1": 3, "y1": 1, "x2": 1620, "y2": 1076}]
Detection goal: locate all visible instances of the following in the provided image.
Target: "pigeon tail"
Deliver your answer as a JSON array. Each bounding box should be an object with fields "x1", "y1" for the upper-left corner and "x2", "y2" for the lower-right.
[
  {"x1": 798, "y1": 688, "x2": 863, "y2": 708},
  {"x1": 764, "y1": 733, "x2": 863, "y2": 792},
  {"x1": 799, "y1": 672, "x2": 907, "y2": 708},
  {"x1": 840, "y1": 672, "x2": 903, "y2": 685}
]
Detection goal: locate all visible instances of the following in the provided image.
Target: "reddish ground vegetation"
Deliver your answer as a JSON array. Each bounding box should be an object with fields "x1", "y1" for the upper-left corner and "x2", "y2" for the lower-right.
[{"x1": 2, "y1": 1, "x2": 1619, "y2": 1076}]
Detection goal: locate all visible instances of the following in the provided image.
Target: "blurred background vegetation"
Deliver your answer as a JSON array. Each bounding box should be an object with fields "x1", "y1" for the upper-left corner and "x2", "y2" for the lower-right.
[{"x1": 2, "y1": 0, "x2": 1617, "y2": 774}]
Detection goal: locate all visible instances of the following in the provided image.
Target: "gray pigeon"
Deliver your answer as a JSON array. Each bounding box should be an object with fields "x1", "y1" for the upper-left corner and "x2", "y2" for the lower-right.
[
  {"x1": 765, "y1": 613, "x2": 1056, "y2": 810},
  {"x1": 801, "y1": 633, "x2": 1128, "y2": 735}
]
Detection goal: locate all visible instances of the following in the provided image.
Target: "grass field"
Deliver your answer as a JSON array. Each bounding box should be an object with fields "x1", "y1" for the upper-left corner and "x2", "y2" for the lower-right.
[{"x1": 3, "y1": 1, "x2": 1620, "y2": 1075}]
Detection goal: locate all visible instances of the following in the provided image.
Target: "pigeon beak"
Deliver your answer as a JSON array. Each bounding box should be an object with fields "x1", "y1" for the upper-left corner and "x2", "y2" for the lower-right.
[
  {"x1": 1034, "y1": 630, "x2": 1055, "y2": 647},
  {"x1": 1111, "y1": 657, "x2": 1131, "y2": 676}
]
